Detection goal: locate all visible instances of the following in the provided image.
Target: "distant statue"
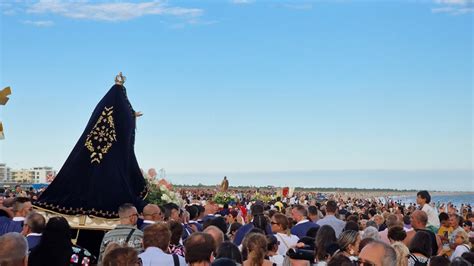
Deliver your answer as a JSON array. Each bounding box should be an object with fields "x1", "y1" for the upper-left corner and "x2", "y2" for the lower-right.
[{"x1": 220, "y1": 176, "x2": 229, "y2": 192}]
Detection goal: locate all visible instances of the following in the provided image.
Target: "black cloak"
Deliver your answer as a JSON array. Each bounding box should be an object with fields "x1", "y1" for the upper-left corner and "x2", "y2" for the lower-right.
[{"x1": 34, "y1": 84, "x2": 147, "y2": 218}]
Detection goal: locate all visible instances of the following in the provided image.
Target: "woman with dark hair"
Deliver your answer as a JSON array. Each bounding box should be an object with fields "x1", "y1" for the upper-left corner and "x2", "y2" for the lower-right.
[
  {"x1": 315, "y1": 225, "x2": 337, "y2": 265},
  {"x1": 216, "y1": 241, "x2": 243, "y2": 264},
  {"x1": 229, "y1": 222, "x2": 242, "y2": 242},
  {"x1": 168, "y1": 220, "x2": 185, "y2": 257},
  {"x1": 408, "y1": 230, "x2": 432, "y2": 266},
  {"x1": 253, "y1": 214, "x2": 269, "y2": 235},
  {"x1": 266, "y1": 235, "x2": 284, "y2": 265},
  {"x1": 28, "y1": 216, "x2": 95, "y2": 266}
]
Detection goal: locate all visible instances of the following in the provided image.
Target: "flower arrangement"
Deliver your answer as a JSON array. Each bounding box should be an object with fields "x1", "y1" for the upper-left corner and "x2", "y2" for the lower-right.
[
  {"x1": 213, "y1": 192, "x2": 238, "y2": 205},
  {"x1": 146, "y1": 178, "x2": 183, "y2": 207},
  {"x1": 251, "y1": 193, "x2": 272, "y2": 203}
]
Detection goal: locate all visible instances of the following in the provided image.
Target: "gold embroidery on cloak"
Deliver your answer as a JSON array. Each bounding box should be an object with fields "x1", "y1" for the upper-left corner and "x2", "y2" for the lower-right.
[{"x1": 84, "y1": 106, "x2": 117, "y2": 164}]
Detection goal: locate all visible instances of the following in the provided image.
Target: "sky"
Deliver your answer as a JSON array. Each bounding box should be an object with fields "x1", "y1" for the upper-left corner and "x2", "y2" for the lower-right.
[{"x1": 0, "y1": 0, "x2": 472, "y2": 190}]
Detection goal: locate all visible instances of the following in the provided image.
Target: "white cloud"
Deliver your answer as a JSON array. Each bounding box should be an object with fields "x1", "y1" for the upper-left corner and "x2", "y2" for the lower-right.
[
  {"x1": 435, "y1": 0, "x2": 473, "y2": 5},
  {"x1": 230, "y1": 0, "x2": 255, "y2": 4},
  {"x1": 432, "y1": 0, "x2": 474, "y2": 14},
  {"x1": 22, "y1": 20, "x2": 54, "y2": 27},
  {"x1": 25, "y1": 0, "x2": 203, "y2": 22},
  {"x1": 282, "y1": 4, "x2": 313, "y2": 10}
]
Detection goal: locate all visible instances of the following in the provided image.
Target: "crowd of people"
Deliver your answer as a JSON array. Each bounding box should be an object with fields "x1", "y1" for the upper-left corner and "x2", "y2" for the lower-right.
[{"x1": 0, "y1": 184, "x2": 473, "y2": 266}]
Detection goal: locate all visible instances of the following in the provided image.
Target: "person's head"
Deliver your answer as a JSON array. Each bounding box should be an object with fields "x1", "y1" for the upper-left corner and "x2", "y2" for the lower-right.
[
  {"x1": 326, "y1": 200, "x2": 337, "y2": 214},
  {"x1": 142, "y1": 204, "x2": 162, "y2": 222},
  {"x1": 438, "y1": 212, "x2": 450, "y2": 227},
  {"x1": 410, "y1": 210, "x2": 428, "y2": 229},
  {"x1": 387, "y1": 226, "x2": 406, "y2": 243},
  {"x1": 229, "y1": 222, "x2": 242, "y2": 241},
  {"x1": 242, "y1": 233, "x2": 267, "y2": 265},
  {"x1": 291, "y1": 205, "x2": 307, "y2": 222},
  {"x1": 15, "y1": 185, "x2": 22, "y2": 193},
  {"x1": 373, "y1": 214, "x2": 384, "y2": 226},
  {"x1": 209, "y1": 217, "x2": 228, "y2": 238},
  {"x1": 343, "y1": 221, "x2": 359, "y2": 232},
  {"x1": 271, "y1": 213, "x2": 289, "y2": 234},
  {"x1": 462, "y1": 220, "x2": 472, "y2": 233},
  {"x1": 315, "y1": 225, "x2": 337, "y2": 261},
  {"x1": 359, "y1": 240, "x2": 397, "y2": 266},
  {"x1": 362, "y1": 226, "x2": 380, "y2": 240},
  {"x1": 118, "y1": 203, "x2": 139, "y2": 226},
  {"x1": 250, "y1": 203, "x2": 264, "y2": 216},
  {"x1": 216, "y1": 241, "x2": 242, "y2": 264},
  {"x1": 23, "y1": 212, "x2": 46, "y2": 235},
  {"x1": 102, "y1": 247, "x2": 141, "y2": 266},
  {"x1": 204, "y1": 201, "x2": 218, "y2": 215},
  {"x1": 252, "y1": 214, "x2": 268, "y2": 234},
  {"x1": 449, "y1": 214, "x2": 462, "y2": 228},
  {"x1": 163, "y1": 202, "x2": 180, "y2": 222},
  {"x1": 12, "y1": 197, "x2": 32, "y2": 217},
  {"x1": 385, "y1": 214, "x2": 400, "y2": 229},
  {"x1": 453, "y1": 229, "x2": 470, "y2": 246},
  {"x1": 408, "y1": 230, "x2": 432, "y2": 258},
  {"x1": 203, "y1": 225, "x2": 224, "y2": 251},
  {"x1": 186, "y1": 205, "x2": 199, "y2": 221},
  {"x1": 337, "y1": 230, "x2": 361, "y2": 256},
  {"x1": 266, "y1": 235, "x2": 279, "y2": 253},
  {"x1": 416, "y1": 191, "x2": 431, "y2": 205},
  {"x1": 307, "y1": 205, "x2": 319, "y2": 222},
  {"x1": 168, "y1": 220, "x2": 183, "y2": 246},
  {"x1": 30, "y1": 216, "x2": 72, "y2": 265},
  {"x1": 185, "y1": 232, "x2": 215, "y2": 265},
  {"x1": 429, "y1": 256, "x2": 451, "y2": 266},
  {"x1": 143, "y1": 222, "x2": 171, "y2": 250},
  {"x1": 0, "y1": 232, "x2": 28, "y2": 266},
  {"x1": 391, "y1": 242, "x2": 409, "y2": 266}
]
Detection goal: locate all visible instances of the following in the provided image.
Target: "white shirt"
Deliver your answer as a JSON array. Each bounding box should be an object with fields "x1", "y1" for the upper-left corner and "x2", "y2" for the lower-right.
[
  {"x1": 274, "y1": 233, "x2": 299, "y2": 256},
  {"x1": 269, "y1": 254, "x2": 284, "y2": 266},
  {"x1": 139, "y1": 247, "x2": 186, "y2": 266},
  {"x1": 450, "y1": 244, "x2": 470, "y2": 261},
  {"x1": 26, "y1": 233, "x2": 42, "y2": 237},
  {"x1": 295, "y1": 219, "x2": 310, "y2": 226},
  {"x1": 421, "y1": 204, "x2": 440, "y2": 228}
]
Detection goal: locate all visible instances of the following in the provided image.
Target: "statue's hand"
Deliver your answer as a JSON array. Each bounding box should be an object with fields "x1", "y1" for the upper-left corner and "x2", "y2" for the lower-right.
[{"x1": 135, "y1": 111, "x2": 143, "y2": 117}]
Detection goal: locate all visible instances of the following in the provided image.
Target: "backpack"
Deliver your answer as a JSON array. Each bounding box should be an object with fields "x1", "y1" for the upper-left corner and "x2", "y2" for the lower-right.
[{"x1": 408, "y1": 254, "x2": 429, "y2": 266}]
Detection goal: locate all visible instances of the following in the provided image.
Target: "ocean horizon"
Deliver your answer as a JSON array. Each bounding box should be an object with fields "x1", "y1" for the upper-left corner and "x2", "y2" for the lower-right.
[{"x1": 166, "y1": 169, "x2": 473, "y2": 192}]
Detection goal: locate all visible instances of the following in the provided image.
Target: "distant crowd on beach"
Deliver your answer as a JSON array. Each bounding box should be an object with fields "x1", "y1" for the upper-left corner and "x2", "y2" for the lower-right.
[{"x1": 0, "y1": 185, "x2": 473, "y2": 266}]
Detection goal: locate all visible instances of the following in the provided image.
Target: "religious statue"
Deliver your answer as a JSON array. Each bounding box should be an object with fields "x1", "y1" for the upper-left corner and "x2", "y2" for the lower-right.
[
  {"x1": 220, "y1": 176, "x2": 229, "y2": 192},
  {"x1": 34, "y1": 73, "x2": 147, "y2": 218}
]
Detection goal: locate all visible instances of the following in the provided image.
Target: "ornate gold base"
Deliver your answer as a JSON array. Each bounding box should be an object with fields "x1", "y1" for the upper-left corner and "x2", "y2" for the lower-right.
[{"x1": 33, "y1": 206, "x2": 119, "y2": 230}]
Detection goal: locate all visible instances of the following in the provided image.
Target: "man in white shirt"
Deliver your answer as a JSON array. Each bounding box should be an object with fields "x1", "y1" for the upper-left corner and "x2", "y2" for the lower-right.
[
  {"x1": 416, "y1": 190, "x2": 440, "y2": 231},
  {"x1": 139, "y1": 223, "x2": 186, "y2": 266}
]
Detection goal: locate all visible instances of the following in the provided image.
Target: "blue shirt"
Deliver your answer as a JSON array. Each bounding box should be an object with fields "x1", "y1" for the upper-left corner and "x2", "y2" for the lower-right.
[{"x1": 290, "y1": 220, "x2": 320, "y2": 239}]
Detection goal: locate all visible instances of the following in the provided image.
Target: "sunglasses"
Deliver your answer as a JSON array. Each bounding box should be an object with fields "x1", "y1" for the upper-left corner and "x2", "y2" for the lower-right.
[{"x1": 271, "y1": 221, "x2": 279, "y2": 225}]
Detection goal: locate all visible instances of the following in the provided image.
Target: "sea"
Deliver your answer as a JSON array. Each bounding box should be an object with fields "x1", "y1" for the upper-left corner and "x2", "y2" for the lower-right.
[
  {"x1": 168, "y1": 169, "x2": 473, "y2": 192},
  {"x1": 391, "y1": 193, "x2": 474, "y2": 208}
]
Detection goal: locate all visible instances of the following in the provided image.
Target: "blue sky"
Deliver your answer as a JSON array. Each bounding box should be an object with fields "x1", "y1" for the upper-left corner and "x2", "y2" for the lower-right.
[{"x1": 0, "y1": 0, "x2": 472, "y2": 189}]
